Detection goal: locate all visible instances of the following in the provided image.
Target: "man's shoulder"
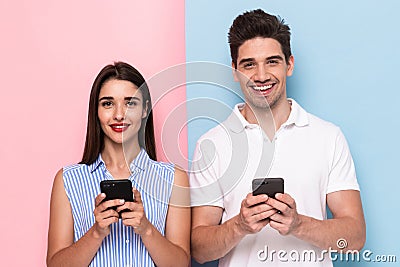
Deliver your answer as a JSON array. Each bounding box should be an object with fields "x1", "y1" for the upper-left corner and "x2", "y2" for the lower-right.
[
  {"x1": 196, "y1": 124, "x2": 227, "y2": 141},
  {"x1": 305, "y1": 112, "x2": 343, "y2": 140},
  {"x1": 308, "y1": 112, "x2": 338, "y2": 128},
  {"x1": 195, "y1": 109, "x2": 239, "y2": 145}
]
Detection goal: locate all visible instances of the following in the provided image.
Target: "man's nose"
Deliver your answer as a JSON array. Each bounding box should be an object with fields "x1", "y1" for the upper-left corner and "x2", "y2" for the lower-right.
[{"x1": 254, "y1": 65, "x2": 269, "y2": 82}]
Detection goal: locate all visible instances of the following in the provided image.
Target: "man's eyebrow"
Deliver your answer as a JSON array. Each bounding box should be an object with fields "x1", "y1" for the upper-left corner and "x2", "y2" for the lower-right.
[
  {"x1": 266, "y1": 55, "x2": 284, "y2": 61},
  {"x1": 238, "y1": 55, "x2": 284, "y2": 66},
  {"x1": 238, "y1": 58, "x2": 254, "y2": 66}
]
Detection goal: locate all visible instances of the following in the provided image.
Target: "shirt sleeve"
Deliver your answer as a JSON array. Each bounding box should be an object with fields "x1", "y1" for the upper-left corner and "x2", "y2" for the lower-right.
[
  {"x1": 326, "y1": 129, "x2": 360, "y2": 194},
  {"x1": 190, "y1": 138, "x2": 224, "y2": 208}
]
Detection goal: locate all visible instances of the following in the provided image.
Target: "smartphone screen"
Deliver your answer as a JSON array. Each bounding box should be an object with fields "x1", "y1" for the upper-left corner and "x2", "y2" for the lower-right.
[
  {"x1": 252, "y1": 178, "x2": 284, "y2": 198},
  {"x1": 100, "y1": 179, "x2": 134, "y2": 202}
]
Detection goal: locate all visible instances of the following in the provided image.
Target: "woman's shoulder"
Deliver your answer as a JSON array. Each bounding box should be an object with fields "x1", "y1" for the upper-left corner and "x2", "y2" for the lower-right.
[
  {"x1": 62, "y1": 163, "x2": 93, "y2": 180},
  {"x1": 63, "y1": 163, "x2": 88, "y2": 172},
  {"x1": 147, "y1": 158, "x2": 175, "y2": 173}
]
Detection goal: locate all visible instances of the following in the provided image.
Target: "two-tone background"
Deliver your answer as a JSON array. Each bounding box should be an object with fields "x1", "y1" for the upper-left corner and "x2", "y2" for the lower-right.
[{"x1": 1, "y1": 1, "x2": 399, "y2": 266}]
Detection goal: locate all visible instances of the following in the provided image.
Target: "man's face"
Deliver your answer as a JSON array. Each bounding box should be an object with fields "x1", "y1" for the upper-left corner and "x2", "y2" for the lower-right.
[{"x1": 233, "y1": 37, "x2": 294, "y2": 110}]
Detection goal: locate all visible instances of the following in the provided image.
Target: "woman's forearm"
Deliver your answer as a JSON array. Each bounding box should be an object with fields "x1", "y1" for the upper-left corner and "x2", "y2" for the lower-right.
[{"x1": 47, "y1": 226, "x2": 104, "y2": 267}]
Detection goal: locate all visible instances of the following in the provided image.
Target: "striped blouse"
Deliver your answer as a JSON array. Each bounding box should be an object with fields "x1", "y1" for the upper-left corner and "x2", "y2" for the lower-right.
[{"x1": 63, "y1": 149, "x2": 175, "y2": 267}]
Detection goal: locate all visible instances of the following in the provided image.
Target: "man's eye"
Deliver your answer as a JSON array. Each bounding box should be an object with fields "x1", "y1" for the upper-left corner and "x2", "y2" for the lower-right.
[
  {"x1": 243, "y1": 62, "x2": 255, "y2": 69},
  {"x1": 267, "y1": 60, "x2": 279, "y2": 65}
]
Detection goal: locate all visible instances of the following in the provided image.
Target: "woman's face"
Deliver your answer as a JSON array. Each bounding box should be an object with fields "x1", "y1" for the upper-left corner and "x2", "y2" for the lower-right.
[{"x1": 98, "y1": 79, "x2": 147, "y2": 146}]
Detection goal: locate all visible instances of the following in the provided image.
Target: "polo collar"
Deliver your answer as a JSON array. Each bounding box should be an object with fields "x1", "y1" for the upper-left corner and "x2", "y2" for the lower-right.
[
  {"x1": 224, "y1": 98, "x2": 309, "y2": 133},
  {"x1": 283, "y1": 99, "x2": 309, "y2": 127},
  {"x1": 223, "y1": 103, "x2": 251, "y2": 133}
]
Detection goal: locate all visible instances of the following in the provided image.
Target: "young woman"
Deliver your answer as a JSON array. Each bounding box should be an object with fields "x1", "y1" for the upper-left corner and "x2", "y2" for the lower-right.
[{"x1": 47, "y1": 62, "x2": 190, "y2": 267}]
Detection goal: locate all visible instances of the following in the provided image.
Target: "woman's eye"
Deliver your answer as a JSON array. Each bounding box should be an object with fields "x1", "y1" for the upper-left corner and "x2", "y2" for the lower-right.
[
  {"x1": 126, "y1": 100, "x2": 139, "y2": 107},
  {"x1": 101, "y1": 101, "x2": 113, "y2": 108}
]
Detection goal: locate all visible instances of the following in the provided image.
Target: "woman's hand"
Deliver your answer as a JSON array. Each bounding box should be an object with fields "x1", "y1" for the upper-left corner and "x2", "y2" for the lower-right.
[
  {"x1": 116, "y1": 189, "x2": 152, "y2": 236},
  {"x1": 93, "y1": 193, "x2": 124, "y2": 238}
]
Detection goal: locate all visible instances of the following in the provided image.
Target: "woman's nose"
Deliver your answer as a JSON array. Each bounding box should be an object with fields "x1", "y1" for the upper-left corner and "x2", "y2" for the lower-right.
[{"x1": 114, "y1": 104, "x2": 126, "y2": 121}]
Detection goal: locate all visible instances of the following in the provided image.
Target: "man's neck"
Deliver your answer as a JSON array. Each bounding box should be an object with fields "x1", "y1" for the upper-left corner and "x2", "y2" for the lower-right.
[{"x1": 240, "y1": 99, "x2": 292, "y2": 139}]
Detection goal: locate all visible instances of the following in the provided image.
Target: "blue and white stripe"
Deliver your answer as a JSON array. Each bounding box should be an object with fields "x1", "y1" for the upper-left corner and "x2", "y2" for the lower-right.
[{"x1": 63, "y1": 149, "x2": 175, "y2": 267}]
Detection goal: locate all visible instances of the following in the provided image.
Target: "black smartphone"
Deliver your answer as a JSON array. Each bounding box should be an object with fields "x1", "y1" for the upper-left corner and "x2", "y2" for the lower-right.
[
  {"x1": 100, "y1": 179, "x2": 134, "y2": 214},
  {"x1": 252, "y1": 178, "x2": 284, "y2": 198}
]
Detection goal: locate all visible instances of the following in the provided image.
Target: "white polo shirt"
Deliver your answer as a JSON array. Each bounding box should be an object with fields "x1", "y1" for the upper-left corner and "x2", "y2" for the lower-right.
[{"x1": 190, "y1": 99, "x2": 359, "y2": 267}]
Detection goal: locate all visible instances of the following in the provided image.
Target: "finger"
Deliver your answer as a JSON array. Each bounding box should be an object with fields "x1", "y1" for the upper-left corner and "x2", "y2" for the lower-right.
[
  {"x1": 253, "y1": 209, "x2": 278, "y2": 222},
  {"x1": 121, "y1": 218, "x2": 140, "y2": 228},
  {"x1": 116, "y1": 201, "x2": 136, "y2": 213},
  {"x1": 243, "y1": 194, "x2": 269, "y2": 208},
  {"x1": 269, "y1": 219, "x2": 283, "y2": 230},
  {"x1": 269, "y1": 218, "x2": 290, "y2": 235},
  {"x1": 97, "y1": 208, "x2": 120, "y2": 220},
  {"x1": 100, "y1": 199, "x2": 125, "y2": 211},
  {"x1": 269, "y1": 212, "x2": 285, "y2": 223},
  {"x1": 275, "y1": 193, "x2": 296, "y2": 209},
  {"x1": 247, "y1": 217, "x2": 270, "y2": 233},
  {"x1": 98, "y1": 216, "x2": 119, "y2": 228},
  {"x1": 120, "y1": 210, "x2": 140, "y2": 220},
  {"x1": 266, "y1": 197, "x2": 289, "y2": 213},
  {"x1": 95, "y1": 193, "x2": 106, "y2": 207},
  {"x1": 248, "y1": 203, "x2": 274, "y2": 217},
  {"x1": 132, "y1": 188, "x2": 142, "y2": 204}
]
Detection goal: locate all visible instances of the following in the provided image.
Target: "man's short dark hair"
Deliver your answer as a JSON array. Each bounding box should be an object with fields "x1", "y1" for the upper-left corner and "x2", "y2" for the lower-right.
[{"x1": 228, "y1": 9, "x2": 292, "y2": 68}]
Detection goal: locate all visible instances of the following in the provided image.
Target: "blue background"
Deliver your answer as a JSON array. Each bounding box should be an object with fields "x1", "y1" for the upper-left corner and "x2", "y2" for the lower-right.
[{"x1": 186, "y1": 0, "x2": 400, "y2": 266}]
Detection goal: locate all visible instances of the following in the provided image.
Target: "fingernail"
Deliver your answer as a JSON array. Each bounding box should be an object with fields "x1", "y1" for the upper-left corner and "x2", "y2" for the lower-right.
[
  {"x1": 101, "y1": 193, "x2": 106, "y2": 197},
  {"x1": 119, "y1": 199, "x2": 125, "y2": 204}
]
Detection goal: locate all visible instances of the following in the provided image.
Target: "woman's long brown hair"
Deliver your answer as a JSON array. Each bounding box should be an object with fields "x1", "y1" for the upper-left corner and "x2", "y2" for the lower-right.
[{"x1": 80, "y1": 62, "x2": 157, "y2": 165}]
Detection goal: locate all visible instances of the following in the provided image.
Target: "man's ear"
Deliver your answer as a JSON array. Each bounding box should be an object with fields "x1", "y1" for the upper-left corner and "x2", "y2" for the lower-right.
[
  {"x1": 142, "y1": 100, "x2": 149, "y2": 118},
  {"x1": 232, "y1": 61, "x2": 239, "y2": 82},
  {"x1": 286, "y1": 55, "x2": 295, "y2": 77}
]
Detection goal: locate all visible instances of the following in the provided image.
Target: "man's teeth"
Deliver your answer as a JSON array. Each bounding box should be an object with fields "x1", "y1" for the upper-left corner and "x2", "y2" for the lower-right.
[{"x1": 252, "y1": 85, "x2": 273, "y2": 91}]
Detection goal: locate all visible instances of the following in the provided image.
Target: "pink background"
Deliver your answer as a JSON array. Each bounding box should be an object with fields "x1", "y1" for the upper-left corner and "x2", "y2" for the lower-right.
[{"x1": 0, "y1": 0, "x2": 186, "y2": 265}]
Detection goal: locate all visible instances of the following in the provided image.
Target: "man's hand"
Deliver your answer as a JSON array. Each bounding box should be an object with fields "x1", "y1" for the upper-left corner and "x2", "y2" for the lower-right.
[
  {"x1": 236, "y1": 193, "x2": 278, "y2": 234},
  {"x1": 267, "y1": 193, "x2": 301, "y2": 235}
]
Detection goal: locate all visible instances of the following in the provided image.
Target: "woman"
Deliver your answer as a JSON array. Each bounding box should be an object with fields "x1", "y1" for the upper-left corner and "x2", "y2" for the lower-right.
[{"x1": 47, "y1": 62, "x2": 190, "y2": 266}]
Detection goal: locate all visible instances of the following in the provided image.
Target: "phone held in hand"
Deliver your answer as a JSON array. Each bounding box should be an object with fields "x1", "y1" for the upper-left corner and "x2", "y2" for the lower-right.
[
  {"x1": 252, "y1": 178, "x2": 284, "y2": 198},
  {"x1": 100, "y1": 179, "x2": 134, "y2": 202}
]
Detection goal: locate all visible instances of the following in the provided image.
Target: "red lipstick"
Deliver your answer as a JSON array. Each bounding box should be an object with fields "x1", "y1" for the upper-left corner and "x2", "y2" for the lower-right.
[{"x1": 109, "y1": 123, "x2": 130, "y2": 132}]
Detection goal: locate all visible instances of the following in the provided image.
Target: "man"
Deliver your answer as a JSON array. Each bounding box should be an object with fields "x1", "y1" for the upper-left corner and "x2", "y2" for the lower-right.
[{"x1": 190, "y1": 9, "x2": 365, "y2": 266}]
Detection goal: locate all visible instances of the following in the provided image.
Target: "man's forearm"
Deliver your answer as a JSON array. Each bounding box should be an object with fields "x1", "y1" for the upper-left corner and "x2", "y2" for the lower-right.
[
  {"x1": 292, "y1": 215, "x2": 366, "y2": 251},
  {"x1": 191, "y1": 215, "x2": 245, "y2": 264}
]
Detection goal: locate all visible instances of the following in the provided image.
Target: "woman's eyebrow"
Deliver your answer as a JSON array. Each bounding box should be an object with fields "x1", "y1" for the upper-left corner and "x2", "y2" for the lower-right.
[
  {"x1": 125, "y1": 96, "x2": 141, "y2": 101},
  {"x1": 98, "y1": 96, "x2": 113, "y2": 102}
]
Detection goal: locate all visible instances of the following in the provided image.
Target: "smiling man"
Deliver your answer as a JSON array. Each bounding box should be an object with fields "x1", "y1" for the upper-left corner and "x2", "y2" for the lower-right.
[{"x1": 190, "y1": 9, "x2": 365, "y2": 267}]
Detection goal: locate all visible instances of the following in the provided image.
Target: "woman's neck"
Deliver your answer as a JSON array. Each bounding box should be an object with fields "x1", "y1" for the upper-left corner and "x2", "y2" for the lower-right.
[{"x1": 101, "y1": 140, "x2": 141, "y2": 179}]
